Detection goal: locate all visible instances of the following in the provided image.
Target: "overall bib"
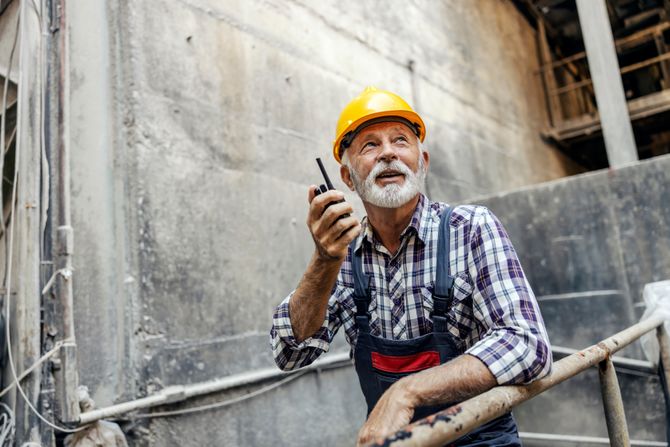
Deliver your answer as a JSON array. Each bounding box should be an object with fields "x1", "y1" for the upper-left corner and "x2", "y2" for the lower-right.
[{"x1": 351, "y1": 207, "x2": 521, "y2": 446}]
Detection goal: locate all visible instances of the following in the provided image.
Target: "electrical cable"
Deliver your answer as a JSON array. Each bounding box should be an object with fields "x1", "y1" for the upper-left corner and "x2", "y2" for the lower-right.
[
  {"x1": 1, "y1": 1, "x2": 84, "y2": 435},
  {"x1": 131, "y1": 370, "x2": 309, "y2": 419},
  {"x1": 0, "y1": 342, "x2": 64, "y2": 399},
  {"x1": 0, "y1": 402, "x2": 15, "y2": 446}
]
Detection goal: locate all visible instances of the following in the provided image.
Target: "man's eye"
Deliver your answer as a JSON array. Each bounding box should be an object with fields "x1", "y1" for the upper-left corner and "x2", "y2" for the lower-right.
[
  {"x1": 395, "y1": 136, "x2": 407, "y2": 143},
  {"x1": 363, "y1": 142, "x2": 376, "y2": 149}
]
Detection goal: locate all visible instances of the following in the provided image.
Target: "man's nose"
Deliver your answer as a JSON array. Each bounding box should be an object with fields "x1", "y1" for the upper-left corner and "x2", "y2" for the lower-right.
[{"x1": 377, "y1": 141, "x2": 398, "y2": 162}]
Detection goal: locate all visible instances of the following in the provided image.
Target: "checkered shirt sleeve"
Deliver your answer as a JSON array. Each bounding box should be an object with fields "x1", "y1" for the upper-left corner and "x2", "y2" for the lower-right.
[
  {"x1": 464, "y1": 207, "x2": 552, "y2": 385},
  {"x1": 270, "y1": 288, "x2": 345, "y2": 371}
]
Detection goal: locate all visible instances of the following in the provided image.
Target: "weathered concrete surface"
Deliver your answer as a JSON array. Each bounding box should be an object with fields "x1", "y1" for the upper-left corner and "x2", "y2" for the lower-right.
[
  {"x1": 126, "y1": 365, "x2": 365, "y2": 446},
  {"x1": 65, "y1": 0, "x2": 587, "y2": 445},
  {"x1": 67, "y1": 0, "x2": 138, "y2": 408},
  {"x1": 517, "y1": 366, "x2": 666, "y2": 444},
  {"x1": 473, "y1": 154, "x2": 670, "y2": 443},
  {"x1": 474, "y1": 154, "x2": 670, "y2": 351}
]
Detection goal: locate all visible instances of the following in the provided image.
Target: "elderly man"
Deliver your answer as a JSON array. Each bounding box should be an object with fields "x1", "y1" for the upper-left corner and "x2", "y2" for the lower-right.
[{"x1": 270, "y1": 87, "x2": 551, "y2": 446}]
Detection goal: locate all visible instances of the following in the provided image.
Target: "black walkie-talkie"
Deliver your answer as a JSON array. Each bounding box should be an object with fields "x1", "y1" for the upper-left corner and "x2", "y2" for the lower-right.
[{"x1": 314, "y1": 158, "x2": 350, "y2": 218}]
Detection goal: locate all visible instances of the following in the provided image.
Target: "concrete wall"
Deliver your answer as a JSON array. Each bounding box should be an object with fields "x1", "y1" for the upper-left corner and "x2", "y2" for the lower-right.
[
  {"x1": 474, "y1": 154, "x2": 670, "y2": 352},
  {"x1": 66, "y1": 0, "x2": 585, "y2": 445},
  {"x1": 473, "y1": 154, "x2": 670, "y2": 442}
]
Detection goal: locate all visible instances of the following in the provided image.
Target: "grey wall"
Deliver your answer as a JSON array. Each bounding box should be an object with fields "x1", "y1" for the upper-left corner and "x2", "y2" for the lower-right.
[
  {"x1": 473, "y1": 154, "x2": 670, "y2": 354},
  {"x1": 66, "y1": 0, "x2": 586, "y2": 445},
  {"x1": 473, "y1": 155, "x2": 670, "y2": 443}
]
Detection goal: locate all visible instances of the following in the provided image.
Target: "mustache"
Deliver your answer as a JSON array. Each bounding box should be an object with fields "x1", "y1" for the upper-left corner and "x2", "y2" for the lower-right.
[{"x1": 367, "y1": 160, "x2": 413, "y2": 182}]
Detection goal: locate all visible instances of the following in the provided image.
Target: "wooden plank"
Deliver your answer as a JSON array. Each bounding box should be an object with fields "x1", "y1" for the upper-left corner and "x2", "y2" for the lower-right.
[
  {"x1": 553, "y1": 89, "x2": 670, "y2": 141},
  {"x1": 541, "y1": 22, "x2": 670, "y2": 71},
  {"x1": 538, "y1": 18, "x2": 563, "y2": 126},
  {"x1": 12, "y1": 0, "x2": 45, "y2": 441},
  {"x1": 550, "y1": 51, "x2": 670, "y2": 96},
  {"x1": 654, "y1": 32, "x2": 670, "y2": 90}
]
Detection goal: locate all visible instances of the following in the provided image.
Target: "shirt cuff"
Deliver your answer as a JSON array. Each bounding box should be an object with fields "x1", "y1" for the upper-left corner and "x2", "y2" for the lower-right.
[
  {"x1": 465, "y1": 329, "x2": 550, "y2": 385},
  {"x1": 271, "y1": 294, "x2": 331, "y2": 352}
]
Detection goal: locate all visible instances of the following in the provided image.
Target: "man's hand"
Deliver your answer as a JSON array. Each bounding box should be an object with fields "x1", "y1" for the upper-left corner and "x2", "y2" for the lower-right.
[
  {"x1": 356, "y1": 380, "x2": 416, "y2": 446},
  {"x1": 287, "y1": 186, "x2": 361, "y2": 343},
  {"x1": 356, "y1": 355, "x2": 497, "y2": 446},
  {"x1": 307, "y1": 186, "x2": 360, "y2": 261}
]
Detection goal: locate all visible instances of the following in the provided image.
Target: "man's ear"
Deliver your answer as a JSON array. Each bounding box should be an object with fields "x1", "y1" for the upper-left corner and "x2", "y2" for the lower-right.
[
  {"x1": 421, "y1": 148, "x2": 430, "y2": 171},
  {"x1": 340, "y1": 164, "x2": 355, "y2": 191}
]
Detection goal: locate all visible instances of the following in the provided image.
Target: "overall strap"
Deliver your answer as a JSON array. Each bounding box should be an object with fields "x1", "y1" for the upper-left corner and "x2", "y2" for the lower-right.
[
  {"x1": 350, "y1": 238, "x2": 372, "y2": 333},
  {"x1": 433, "y1": 206, "x2": 456, "y2": 333}
]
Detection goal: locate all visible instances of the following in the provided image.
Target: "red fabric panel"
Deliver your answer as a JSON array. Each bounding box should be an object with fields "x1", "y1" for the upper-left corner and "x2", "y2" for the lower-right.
[{"x1": 371, "y1": 351, "x2": 440, "y2": 373}]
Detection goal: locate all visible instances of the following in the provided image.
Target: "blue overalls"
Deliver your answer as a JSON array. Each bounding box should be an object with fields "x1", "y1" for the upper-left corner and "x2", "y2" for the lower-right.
[{"x1": 350, "y1": 206, "x2": 521, "y2": 446}]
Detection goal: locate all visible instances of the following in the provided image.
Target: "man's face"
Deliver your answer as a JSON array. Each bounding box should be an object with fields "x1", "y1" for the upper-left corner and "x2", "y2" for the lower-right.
[{"x1": 340, "y1": 121, "x2": 430, "y2": 208}]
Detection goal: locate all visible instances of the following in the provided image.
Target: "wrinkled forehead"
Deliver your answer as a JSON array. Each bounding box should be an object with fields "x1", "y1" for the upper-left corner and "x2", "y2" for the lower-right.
[{"x1": 351, "y1": 121, "x2": 417, "y2": 146}]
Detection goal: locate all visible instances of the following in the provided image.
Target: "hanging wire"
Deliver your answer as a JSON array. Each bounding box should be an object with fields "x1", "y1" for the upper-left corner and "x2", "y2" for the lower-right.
[
  {"x1": 0, "y1": 341, "x2": 64, "y2": 399},
  {"x1": 1, "y1": 0, "x2": 84, "y2": 435},
  {"x1": 0, "y1": 402, "x2": 15, "y2": 446}
]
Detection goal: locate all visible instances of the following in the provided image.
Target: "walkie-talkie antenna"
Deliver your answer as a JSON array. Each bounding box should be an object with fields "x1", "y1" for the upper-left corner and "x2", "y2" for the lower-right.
[{"x1": 316, "y1": 158, "x2": 334, "y2": 190}]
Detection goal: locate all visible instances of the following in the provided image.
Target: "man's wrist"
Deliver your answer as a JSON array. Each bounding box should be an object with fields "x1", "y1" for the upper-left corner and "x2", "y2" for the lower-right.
[
  {"x1": 392, "y1": 376, "x2": 422, "y2": 410},
  {"x1": 311, "y1": 250, "x2": 345, "y2": 269}
]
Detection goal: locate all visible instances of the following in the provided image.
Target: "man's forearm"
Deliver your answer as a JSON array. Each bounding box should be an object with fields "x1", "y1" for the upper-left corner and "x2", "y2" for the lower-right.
[
  {"x1": 289, "y1": 252, "x2": 343, "y2": 342},
  {"x1": 400, "y1": 354, "x2": 496, "y2": 408},
  {"x1": 357, "y1": 354, "x2": 497, "y2": 445}
]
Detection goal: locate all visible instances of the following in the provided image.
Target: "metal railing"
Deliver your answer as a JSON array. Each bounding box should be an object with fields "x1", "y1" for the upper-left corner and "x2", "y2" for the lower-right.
[{"x1": 367, "y1": 312, "x2": 669, "y2": 447}]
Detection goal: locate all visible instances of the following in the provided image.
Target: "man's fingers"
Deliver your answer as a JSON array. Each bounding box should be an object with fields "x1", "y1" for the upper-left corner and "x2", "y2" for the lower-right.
[
  {"x1": 310, "y1": 214, "x2": 360, "y2": 261},
  {"x1": 307, "y1": 185, "x2": 318, "y2": 204},
  {"x1": 308, "y1": 189, "x2": 345, "y2": 221},
  {"x1": 317, "y1": 217, "x2": 359, "y2": 251},
  {"x1": 335, "y1": 217, "x2": 361, "y2": 241},
  {"x1": 320, "y1": 201, "x2": 355, "y2": 229},
  {"x1": 317, "y1": 218, "x2": 359, "y2": 252},
  {"x1": 310, "y1": 200, "x2": 353, "y2": 238},
  {"x1": 357, "y1": 427, "x2": 375, "y2": 447},
  {"x1": 314, "y1": 207, "x2": 357, "y2": 245},
  {"x1": 305, "y1": 187, "x2": 357, "y2": 260}
]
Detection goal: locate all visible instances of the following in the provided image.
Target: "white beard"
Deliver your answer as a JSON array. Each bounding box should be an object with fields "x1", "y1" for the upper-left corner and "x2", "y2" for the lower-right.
[{"x1": 350, "y1": 157, "x2": 426, "y2": 208}]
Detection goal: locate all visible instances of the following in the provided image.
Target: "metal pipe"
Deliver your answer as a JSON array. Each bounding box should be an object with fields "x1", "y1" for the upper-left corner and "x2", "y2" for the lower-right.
[
  {"x1": 519, "y1": 432, "x2": 666, "y2": 446},
  {"x1": 78, "y1": 351, "x2": 351, "y2": 425},
  {"x1": 552, "y1": 345, "x2": 656, "y2": 374},
  {"x1": 598, "y1": 357, "x2": 631, "y2": 447},
  {"x1": 76, "y1": 341, "x2": 655, "y2": 426},
  {"x1": 368, "y1": 313, "x2": 665, "y2": 447},
  {"x1": 51, "y1": 0, "x2": 80, "y2": 424},
  {"x1": 657, "y1": 325, "x2": 670, "y2": 390}
]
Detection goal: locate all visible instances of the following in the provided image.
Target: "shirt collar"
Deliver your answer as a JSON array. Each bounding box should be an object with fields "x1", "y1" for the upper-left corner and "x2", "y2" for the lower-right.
[{"x1": 355, "y1": 193, "x2": 431, "y2": 252}]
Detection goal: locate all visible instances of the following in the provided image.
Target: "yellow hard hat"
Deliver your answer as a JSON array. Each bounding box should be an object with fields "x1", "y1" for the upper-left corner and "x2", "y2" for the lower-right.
[{"x1": 332, "y1": 86, "x2": 426, "y2": 163}]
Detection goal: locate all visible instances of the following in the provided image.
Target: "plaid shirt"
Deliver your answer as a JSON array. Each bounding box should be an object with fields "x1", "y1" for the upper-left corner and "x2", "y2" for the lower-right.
[{"x1": 270, "y1": 194, "x2": 552, "y2": 385}]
